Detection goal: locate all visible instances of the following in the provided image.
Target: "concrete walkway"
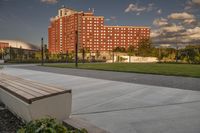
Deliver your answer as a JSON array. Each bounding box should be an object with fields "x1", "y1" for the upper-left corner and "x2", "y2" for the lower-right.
[
  {"x1": 11, "y1": 64, "x2": 200, "y2": 91},
  {"x1": 1, "y1": 66, "x2": 200, "y2": 133}
]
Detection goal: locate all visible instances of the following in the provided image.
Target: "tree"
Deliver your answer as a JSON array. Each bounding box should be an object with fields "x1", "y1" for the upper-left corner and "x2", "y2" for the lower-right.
[
  {"x1": 180, "y1": 45, "x2": 200, "y2": 63},
  {"x1": 138, "y1": 39, "x2": 153, "y2": 57},
  {"x1": 127, "y1": 45, "x2": 135, "y2": 63},
  {"x1": 95, "y1": 50, "x2": 101, "y2": 60},
  {"x1": 113, "y1": 47, "x2": 126, "y2": 52}
]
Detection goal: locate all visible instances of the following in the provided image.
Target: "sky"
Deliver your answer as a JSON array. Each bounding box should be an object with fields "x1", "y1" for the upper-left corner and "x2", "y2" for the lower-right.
[{"x1": 0, "y1": 0, "x2": 200, "y2": 47}]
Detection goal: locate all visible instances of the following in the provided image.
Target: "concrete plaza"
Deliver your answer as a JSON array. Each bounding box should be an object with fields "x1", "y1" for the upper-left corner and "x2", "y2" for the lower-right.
[{"x1": 1, "y1": 65, "x2": 200, "y2": 133}]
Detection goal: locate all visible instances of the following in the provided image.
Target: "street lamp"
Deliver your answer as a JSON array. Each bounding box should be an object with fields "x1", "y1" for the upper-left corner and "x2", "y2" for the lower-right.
[
  {"x1": 75, "y1": 31, "x2": 78, "y2": 68},
  {"x1": 41, "y1": 38, "x2": 44, "y2": 66},
  {"x1": 82, "y1": 44, "x2": 85, "y2": 64}
]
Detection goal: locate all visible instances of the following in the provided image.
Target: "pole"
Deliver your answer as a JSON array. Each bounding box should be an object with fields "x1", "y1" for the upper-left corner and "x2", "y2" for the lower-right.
[
  {"x1": 1, "y1": 49, "x2": 3, "y2": 60},
  {"x1": 82, "y1": 48, "x2": 85, "y2": 64},
  {"x1": 159, "y1": 46, "x2": 161, "y2": 62},
  {"x1": 9, "y1": 46, "x2": 11, "y2": 61},
  {"x1": 66, "y1": 50, "x2": 68, "y2": 63},
  {"x1": 112, "y1": 50, "x2": 114, "y2": 63},
  {"x1": 176, "y1": 45, "x2": 178, "y2": 63},
  {"x1": 41, "y1": 38, "x2": 44, "y2": 66},
  {"x1": 75, "y1": 31, "x2": 78, "y2": 68}
]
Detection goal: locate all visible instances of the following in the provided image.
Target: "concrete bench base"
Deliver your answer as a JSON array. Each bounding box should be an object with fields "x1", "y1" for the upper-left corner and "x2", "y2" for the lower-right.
[
  {"x1": 0, "y1": 86, "x2": 72, "y2": 122},
  {"x1": 0, "y1": 74, "x2": 72, "y2": 122}
]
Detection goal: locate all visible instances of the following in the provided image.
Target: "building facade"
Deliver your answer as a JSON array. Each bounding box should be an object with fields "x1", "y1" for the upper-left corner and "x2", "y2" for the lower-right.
[
  {"x1": 0, "y1": 40, "x2": 39, "y2": 60},
  {"x1": 0, "y1": 42, "x2": 9, "y2": 49},
  {"x1": 48, "y1": 6, "x2": 150, "y2": 54}
]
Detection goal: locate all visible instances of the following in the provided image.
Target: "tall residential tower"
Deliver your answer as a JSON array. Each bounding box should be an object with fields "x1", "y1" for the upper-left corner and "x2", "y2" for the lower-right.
[{"x1": 48, "y1": 6, "x2": 150, "y2": 54}]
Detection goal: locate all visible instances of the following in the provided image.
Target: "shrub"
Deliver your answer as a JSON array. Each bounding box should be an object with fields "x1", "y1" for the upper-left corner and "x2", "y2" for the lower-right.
[{"x1": 17, "y1": 118, "x2": 88, "y2": 133}]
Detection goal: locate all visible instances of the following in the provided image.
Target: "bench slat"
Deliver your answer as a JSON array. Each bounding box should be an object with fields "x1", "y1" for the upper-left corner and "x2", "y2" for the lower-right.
[
  {"x1": 0, "y1": 74, "x2": 64, "y2": 93},
  {"x1": 6, "y1": 80, "x2": 51, "y2": 95},
  {"x1": 0, "y1": 84, "x2": 34, "y2": 103},
  {"x1": 0, "y1": 76, "x2": 53, "y2": 96},
  {"x1": 1, "y1": 80, "x2": 43, "y2": 97},
  {"x1": 0, "y1": 74, "x2": 71, "y2": 104}
]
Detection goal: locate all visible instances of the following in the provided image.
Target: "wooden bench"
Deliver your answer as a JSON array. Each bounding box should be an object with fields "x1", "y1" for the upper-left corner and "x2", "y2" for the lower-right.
[{"x1": 0, "y1": 73, "x2": 72, "y2": 122}]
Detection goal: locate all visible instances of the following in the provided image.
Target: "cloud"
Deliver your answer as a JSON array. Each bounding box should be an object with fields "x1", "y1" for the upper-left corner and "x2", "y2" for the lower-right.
[
  {"x1": 125, "y1": 3, "x2": 155, "y2": 15},
  {"x1": 181, "y1": 27, "x2": 200, "y2": 39},
  {"x1": 125, "y1": 3, "x2": 146, "y2": 13},
  {"x1": 153, "y1": 18, "x2": 168, "y2": 26},
  {"x1": 168, "y1": 12, "x2": 196, "y2": 24},
  {"x1": 40, "y1": 0, "x2": 58, "y2": 4},
  {"x1": 191, "y1": 0, "x2": 200, "y2": 5},
  {"x1": 151, "y1": 29, "x2": 161, "y2": 38},
  {"x1": 152, "y1": 9, "x2": 200, "y2": 47},
  {"x1": 162, "y1": 24, "x2": 184, "y2": 32},
  {"x1": 157, "y1": 9, "x2": 162, "y2": 14},
  {"x1": 152, "y1": 25, "x2": 200, "y2": 46},
  {"x1": 185, "y1": 0, "x2": 200, "y2": 11},
  {"x1": 168, "y1": 12, "x2": 194, "y2": 20},
  {"x1": 105, "y1": 16, "x2": 117, "y2": 21},
  {"x1": 152, "y1": 18, "x2": 200, "y2": 46}
]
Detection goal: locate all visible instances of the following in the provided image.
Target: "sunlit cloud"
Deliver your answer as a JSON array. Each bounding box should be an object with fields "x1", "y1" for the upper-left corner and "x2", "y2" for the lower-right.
[
  {"x1": 40, "y1": 0, "x2": 58, "y2": 4},
  {"x1": 152, "y1": 10, "x2": 200, "y2": 47},
  {"x1": 125, "y1": 3, "x2": 155, "y2": 15},
  {"x1": 191, "y1": 0, "x2": 200, "y2": 5},
  {"x1": 153, "y1": 18, "x2": 168, "y2": 26},
  {"x1": 168, "y1": 12, "x2": 196, "y2": 24}
]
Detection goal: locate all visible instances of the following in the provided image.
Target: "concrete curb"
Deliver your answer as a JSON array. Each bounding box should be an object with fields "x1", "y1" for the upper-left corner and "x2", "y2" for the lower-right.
[{"x1": 63, "y1": 117, "x2": 110, "y2": 133}]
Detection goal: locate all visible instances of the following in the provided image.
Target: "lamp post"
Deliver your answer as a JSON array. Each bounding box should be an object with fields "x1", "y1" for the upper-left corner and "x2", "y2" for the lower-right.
[
  {"x1": 66, "y1": 50, "x2": 68, "y2": 63},
  {"x1": 41, "y1": 38, "x2": 44, "y2": 66},
  {"x1": 75, "y1": 31, "x2": 78, "y2": 68}
]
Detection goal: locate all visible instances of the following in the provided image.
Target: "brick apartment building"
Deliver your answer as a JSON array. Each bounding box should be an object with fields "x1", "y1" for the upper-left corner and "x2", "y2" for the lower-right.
[{"x1": 48, "y1": 6, "x2": 150, "y2": 54}]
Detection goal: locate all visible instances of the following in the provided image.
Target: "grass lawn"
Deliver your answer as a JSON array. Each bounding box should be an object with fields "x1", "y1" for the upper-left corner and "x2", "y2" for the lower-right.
[{"x1": 44, "y1": 63, "x2": 200, "y2": 78}]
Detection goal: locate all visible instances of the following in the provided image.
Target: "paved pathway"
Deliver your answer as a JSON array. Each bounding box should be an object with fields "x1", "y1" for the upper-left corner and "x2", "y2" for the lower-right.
[
  {"x1": 1, "y1": 65, "x2": 200, "y2": 133},
  {"x1": 11, "y1": 64, "x2": 200, "y2": 91}
]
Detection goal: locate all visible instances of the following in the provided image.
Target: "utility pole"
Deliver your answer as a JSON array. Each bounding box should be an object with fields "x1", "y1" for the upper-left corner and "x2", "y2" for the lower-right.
[{"x1": 41, "y1": 38, "x2": 44, "y2": 66}]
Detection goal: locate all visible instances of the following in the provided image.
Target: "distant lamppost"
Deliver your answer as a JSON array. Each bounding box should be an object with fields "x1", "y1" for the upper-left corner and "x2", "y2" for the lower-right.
[
  {"x1": 82, "y1": 44, "x2": 85, "y2": 64},
  {"x1": 20, "y1": 45, "x2": 22, "y2": 63},
  {"x1": 75, "y1": 31, "x2": 78, "y2": 68},
  {"x1": 41, "y1": 38, "x2": 44, "y2": 66},
  {"x1": 112, "y1": 45, "x2": 115, "y2": 63},
  {"x1": 66, "y1": 50, "x2": 68, "y2": 63},
  {"x1": 9, "y1": 46, "x2": 12, "y2": 61}
]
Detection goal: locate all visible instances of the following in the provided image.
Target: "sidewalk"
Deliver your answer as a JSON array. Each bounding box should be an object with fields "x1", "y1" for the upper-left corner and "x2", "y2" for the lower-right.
[{"x1": 2, "y1": 66, "x2": 200, "y2": 133}]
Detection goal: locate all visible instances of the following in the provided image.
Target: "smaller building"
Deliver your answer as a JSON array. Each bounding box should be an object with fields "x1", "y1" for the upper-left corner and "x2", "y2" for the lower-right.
[
  {"x1": 0, "y1": 40, "x2": 39, "y2": 61},
  {"x1": 0, "y1": 42, "x2": 9, "y2": 49}
]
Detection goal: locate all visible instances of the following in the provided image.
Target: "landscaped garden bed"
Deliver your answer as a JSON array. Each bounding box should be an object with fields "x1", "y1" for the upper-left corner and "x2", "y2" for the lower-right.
[
  {"x1": 0, "y1": 102, "x2": 24, "y2": 133},
  {"x1": 0, "y1": 102, "x2": 87, "y2": 133}
]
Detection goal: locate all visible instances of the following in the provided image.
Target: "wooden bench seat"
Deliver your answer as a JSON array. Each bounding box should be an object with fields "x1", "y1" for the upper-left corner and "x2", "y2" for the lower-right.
[{"x1": 0, "y1": 73, "x2": 72, "y2": 122}]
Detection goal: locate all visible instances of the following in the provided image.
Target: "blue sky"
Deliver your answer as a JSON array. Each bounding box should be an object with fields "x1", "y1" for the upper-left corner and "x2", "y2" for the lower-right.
[{"x1": 0, "y1": 0, "x2": 200, "y2": 47}]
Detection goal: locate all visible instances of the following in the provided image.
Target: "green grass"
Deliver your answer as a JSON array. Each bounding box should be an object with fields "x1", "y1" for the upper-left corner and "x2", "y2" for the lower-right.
[{"x1": 44, "y1": 63, "x2": 200, "y2": 78}]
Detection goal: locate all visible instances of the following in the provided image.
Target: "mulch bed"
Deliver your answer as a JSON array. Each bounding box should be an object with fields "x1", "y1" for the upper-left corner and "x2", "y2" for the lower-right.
[{"x1": 0, "y1": 102, "x2": 24, "y2": 133}]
